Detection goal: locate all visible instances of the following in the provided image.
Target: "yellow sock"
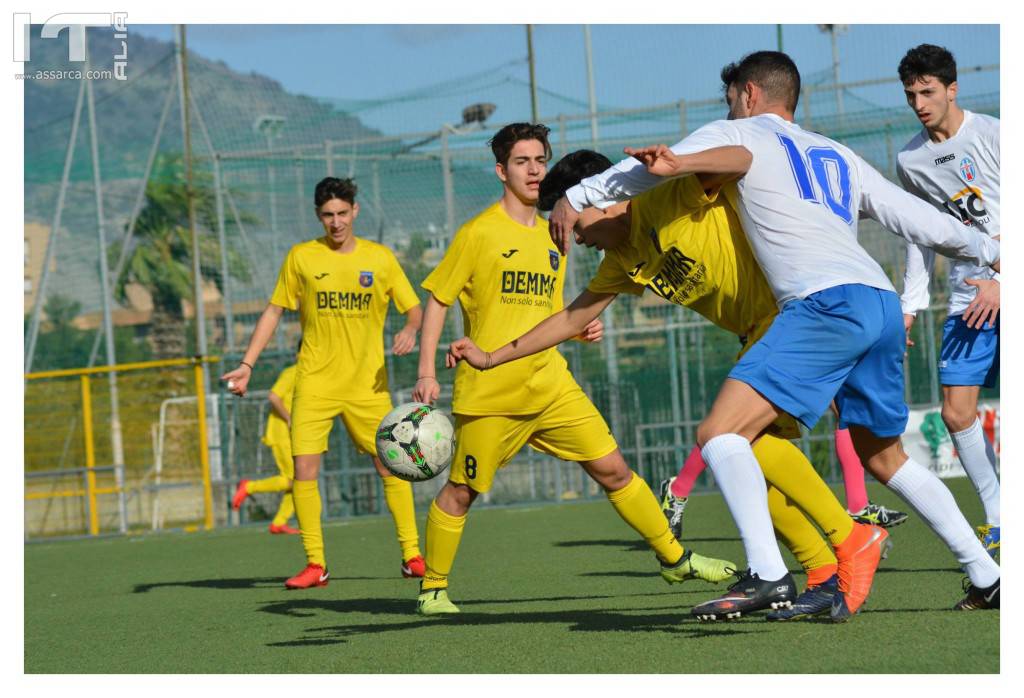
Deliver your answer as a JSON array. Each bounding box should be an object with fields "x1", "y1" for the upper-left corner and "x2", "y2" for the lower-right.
[
  {"x1": 272, "y1": 493, "x2": 295, "y2": 527},
  {"x1": 754, "y1": 435, "x2": 854, "y2": 548},
  {"x1": 382, "y1": 476, "x2": 421, "y2": 561},
  {"x1": 247, "y1": 475, "x2": 292, "y2": 494},
  {"x1": 767, "y1": 484, "x2": 837, "y2": 574},
  {"x1": 292, "y1": 479, "x2": 325, "y2": 567},
  {"x1": 606, "y1": 471, "x2": 684, "y2": 565},
  {"x1": 422, "y1": 501, "x2": 466, "y2": 591}
]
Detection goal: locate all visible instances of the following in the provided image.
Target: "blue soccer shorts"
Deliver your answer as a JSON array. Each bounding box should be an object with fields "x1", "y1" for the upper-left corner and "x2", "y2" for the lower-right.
[
  {"x1": 939, "y1": 314, "x2": 999, "y2": 389},
  {"x1": 729, "y1": 284, "x2": 908, "y2": 438}
]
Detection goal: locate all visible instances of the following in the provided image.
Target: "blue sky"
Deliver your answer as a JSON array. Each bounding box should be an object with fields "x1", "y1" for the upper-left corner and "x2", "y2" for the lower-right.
[{"x1": 131, "y1": 24, "x2": 999, "y2": 135}]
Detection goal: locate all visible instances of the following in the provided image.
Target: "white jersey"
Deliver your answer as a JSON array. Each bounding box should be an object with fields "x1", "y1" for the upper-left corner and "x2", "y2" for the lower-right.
[
  {"x1": 897, "y1": 110, "x2": 1000, "y2": 317},
  {"x1": 567, "y1": 113, "x2": 1000, "y2": 307}
]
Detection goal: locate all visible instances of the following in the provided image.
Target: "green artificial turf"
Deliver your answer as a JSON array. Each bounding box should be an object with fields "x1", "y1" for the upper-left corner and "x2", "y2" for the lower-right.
[{"x1": 24, "y1": 479, "x2": 998, "y2": 673}]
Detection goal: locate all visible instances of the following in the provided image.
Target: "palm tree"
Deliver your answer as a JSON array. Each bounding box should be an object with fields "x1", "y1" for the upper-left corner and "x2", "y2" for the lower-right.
[{"x1": 112, "y1": 153, "x2": 252, "y2": 359}]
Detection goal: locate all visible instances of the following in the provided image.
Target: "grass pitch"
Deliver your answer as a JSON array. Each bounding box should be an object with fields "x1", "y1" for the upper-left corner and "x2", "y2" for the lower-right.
[{"x1": 25, "y1": 479, "x2": 998, "y2": 673}]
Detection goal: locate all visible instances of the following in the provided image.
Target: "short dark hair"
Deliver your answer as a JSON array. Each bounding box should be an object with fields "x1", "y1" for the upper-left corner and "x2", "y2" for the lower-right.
[
  {"x1": 720, "y1": 51, "x2": 801, "y2": 112},
  {"x1": 488, "y1": 122, "x2": 552, "y2": 167},
  {"x1": 314, "y1": 177, "x2": 357, "y2": 208},
  {"x1": 898, "y1": 44, "x2": 957, "y2": 86},
  {"x1": 538, "y1": 150, "x2": 613, "y2": 212}
]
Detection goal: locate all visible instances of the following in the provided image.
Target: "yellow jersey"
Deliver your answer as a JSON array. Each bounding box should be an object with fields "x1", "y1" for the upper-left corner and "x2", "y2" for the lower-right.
[
  {"x1": 423, "y1": 201, "x2": 573, "y2": 416},
  {"x1": 263, "y1": 364, "x2": 297, "y2": 446},
  {"x1": 587, "y1": 177, "x2": 777, "y2": 340},
  {"x1": 270, "y1": 236, "x2": 420, "y2": 399}
]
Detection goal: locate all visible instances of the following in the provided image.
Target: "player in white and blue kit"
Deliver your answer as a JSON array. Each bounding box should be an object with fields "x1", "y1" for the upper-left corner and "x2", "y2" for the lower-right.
[
  {"x1": 897, "y1": 45, "x2": 1001, "y2": 560},
  {"x1": 549, "y1": 51, "x2": 1001, "y2": 620}
]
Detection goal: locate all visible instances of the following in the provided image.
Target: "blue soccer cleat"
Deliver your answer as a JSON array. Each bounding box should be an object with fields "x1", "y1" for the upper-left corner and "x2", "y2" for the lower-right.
[{"x1": 767, "y1": 574, "x2": 838, "y2": 621}]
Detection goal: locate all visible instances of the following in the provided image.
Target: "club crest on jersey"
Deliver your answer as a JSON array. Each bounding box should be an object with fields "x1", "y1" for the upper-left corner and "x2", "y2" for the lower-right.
[
  {"x1": 959, "y1": 156, "x2": 978, "y2": 183},
  {"x1": 548, "y1": 250, "x2": 560, "y2": 271},
  {"x1": 359, "y1": 271, "x2": 374, "y2": 287}
]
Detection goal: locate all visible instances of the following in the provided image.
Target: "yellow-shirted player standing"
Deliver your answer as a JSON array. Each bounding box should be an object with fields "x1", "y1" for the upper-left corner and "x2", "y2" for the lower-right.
[
  {"x1": 448, "y1": 149, "x2": 887, "y2": 621},
  {"x1": 411, "y1": 124, "x2": 736, "y2": 616},
  {"x1": 230, "y1": 351, "x2": 302, "y2": 535},
  {"x1": 223, "y1": 177, "x2": 426, "y2": 589}
]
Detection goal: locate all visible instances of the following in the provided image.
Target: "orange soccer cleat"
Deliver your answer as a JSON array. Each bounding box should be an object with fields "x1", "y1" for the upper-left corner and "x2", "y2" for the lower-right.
[
  {"x1": 268, "y1": 523, "x2": 301, "y2": 535},
  {"x1": 831, "y1": 522, "x2": 889, "y2": 622},
  {"x1": 231, "y1": 479, "x2": 251, "y2": 510},
  {"x1": 285, "y1": 563, "x2": 329, "y2": 589},
  {"x1": 401, "y1": 555, "x2": 426, "y2": 578}
]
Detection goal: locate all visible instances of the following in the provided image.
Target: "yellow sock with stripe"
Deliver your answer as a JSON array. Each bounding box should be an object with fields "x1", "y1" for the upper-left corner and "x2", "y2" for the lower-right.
[
  {"x1": 754, "y1": 435, "x2": 854, "y2": 548},
  {"x1": 292, "y1": 479, "x2": 325, "y2": 567},
  {"x1": 382, "y1": 476, "x2": 421, "y2": 561},
  {"x1": 767, "y1": 484, "x2": 837, "y2": 578},
  {"x1": 247, "y1": 475, "x2": 292, "y2": 494},
  {"x1": 271, "y1": 493, "x2": 295, "y2": 527},
  {"x1": 421, "y1": 501, "x2": 466, "y2": 591},
  {"x1": 606, "y1": 471, "x2": 684, "y2": 565}
]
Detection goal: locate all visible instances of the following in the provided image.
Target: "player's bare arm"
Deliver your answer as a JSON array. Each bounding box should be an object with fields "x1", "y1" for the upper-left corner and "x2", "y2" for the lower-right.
[
  {"x1": 221, "y1": 303, "x2": 285, "y2": 396},
  {"x1": 548, "y1": 146, "x2": 752, "y2": 254},
  {"x1": 412, "y1": 295, "x2": 449, "y2": 403},
  {"x1": 447, "y1": 289, "x2": 616, "y2": 370},
  {"x1": 392, "y1": 303, "x2": 423, "y2": 356}
]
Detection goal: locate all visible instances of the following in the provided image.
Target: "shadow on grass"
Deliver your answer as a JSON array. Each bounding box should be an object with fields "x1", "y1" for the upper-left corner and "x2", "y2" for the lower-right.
[
  {"x1": 259, "y1": 597, "x2": 764, "y2": 647},
  {"x1": 132, "y1": 575, "x2": 386, "y2": 593}
]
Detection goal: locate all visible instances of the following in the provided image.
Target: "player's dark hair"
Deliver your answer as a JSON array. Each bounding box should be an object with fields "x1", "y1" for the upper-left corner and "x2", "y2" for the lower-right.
[
  {"x1": 537, "y1": 150, "x2": 614, "y2": 212},
  {"x1": 488, "y1": 122, "x2": 553, "y2": 167},
  {"x1": 898, "y1": 44, "x2": 957, "y2": 87},
  {"x1": 720, "y1": 51, "x2": 801, "y2": 112},
  {"x1": 314, "y1": 176, "x2": 357, "y2": 208}
]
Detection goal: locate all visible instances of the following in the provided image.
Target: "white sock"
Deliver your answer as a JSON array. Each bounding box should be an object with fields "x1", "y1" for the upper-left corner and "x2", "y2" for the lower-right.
[
  {"x1": 949, "y1": 418, "x2": 1000, "y2": 527},
  {"x1": 701, "y1": 434, "x2": 788, "y2": 581},
  {"x1": 886, "y1": 457, "x2": 999, "y2": 588}
]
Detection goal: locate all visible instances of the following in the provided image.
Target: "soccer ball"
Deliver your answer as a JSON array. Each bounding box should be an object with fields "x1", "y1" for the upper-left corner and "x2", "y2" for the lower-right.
[{"x1": 375, "y1": 402, "x2": 455, "y2": 482}]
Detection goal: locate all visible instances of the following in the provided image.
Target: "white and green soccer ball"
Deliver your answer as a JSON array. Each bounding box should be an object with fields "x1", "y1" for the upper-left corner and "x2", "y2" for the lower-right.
[{"x1": 375, "y1": 402, "x2": 455, "y2": 482}]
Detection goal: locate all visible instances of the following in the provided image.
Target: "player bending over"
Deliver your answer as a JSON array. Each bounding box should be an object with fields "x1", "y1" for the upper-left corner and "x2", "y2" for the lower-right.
[
  {"x1": 223, "y1": 177, "x2": 426, "y2": 588},
  {"x1": 547, "y1": 51, "x2": 1000, "y2": 618},
  {"x1": 411, "y1": 123, "x2": 735, "y2": 616},
  {"x1": 451, "y1": 148, "x2": 889, "y2": 622}
]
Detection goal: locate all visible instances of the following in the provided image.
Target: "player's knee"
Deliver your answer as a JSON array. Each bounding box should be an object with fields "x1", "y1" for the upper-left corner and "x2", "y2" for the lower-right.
[
  {"x1": 696, "y1": 420, "x2": 725, "y2": 448},
  {"x1": 437, "y1": 481, "x2": 476, "y2": 516},
  {"x1": 941, "y1": 403, "x2": 976, "y2": 433}
]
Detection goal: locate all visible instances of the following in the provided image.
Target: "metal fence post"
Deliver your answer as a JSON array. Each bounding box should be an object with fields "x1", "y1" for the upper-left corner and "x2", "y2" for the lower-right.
[
  {"x1": 194, "y1": 361, "x2": 215, "y2": 530},
  {"x1": 80, "y1": 375, "x2": 99, "y2": 536}
]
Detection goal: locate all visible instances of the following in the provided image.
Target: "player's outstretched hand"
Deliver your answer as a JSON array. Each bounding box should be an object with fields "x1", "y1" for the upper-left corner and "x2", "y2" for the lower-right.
[
  {"x1": 578, "y1": 318, "x2": 603, "y2": 343},
  {"x1": 221, "y1": 364, "x2": 252, "y2": 397},
  {"x1": 446, "y1": 337, "x2": 488, "y2": 370},
  {"x1": 624, "y1": 144, "x2": 684, "y2": 178},
  {"x1": 392, "y1": 326, "x2": 418, "y2": 356},
  {"x1": 962, "y1": 278, "x2": 1000, "y2": 329},
  {"x1": 412, "y1": 376, "x2": 440, "y2": 404},
  {"x1": 903, "y1": 313, "x2": 916, "y2": 348},
  {"x1": 549, "y1": 195, "x2": 580, "y2": 255}
]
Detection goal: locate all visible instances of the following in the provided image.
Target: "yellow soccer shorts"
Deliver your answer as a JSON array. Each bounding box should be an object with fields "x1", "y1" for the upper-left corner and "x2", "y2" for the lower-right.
[
  {"x1": 269, "y1": 440, "x2": 295, "y2": 479},
  {"x1": 449, "y1": 380, "x2": 618, "y2": 493},
  {"x1": 738, "y1": 314, "x2": 802, "y2": 440},
  {"x1": 290, "y1": 392, "x2": 393, "y2": 456}
]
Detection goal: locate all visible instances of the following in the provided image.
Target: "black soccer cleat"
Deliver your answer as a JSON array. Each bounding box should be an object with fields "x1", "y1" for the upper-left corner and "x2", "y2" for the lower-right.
[
  {"x1": 691, "y1": 569, "x2": 797, "y2": 622},
  {"x1": 954, "y1": 577, "x2": 999, "y2": 610},
  {"x1": 767, "y1": 574, "x2": 838, "y2": 622}
]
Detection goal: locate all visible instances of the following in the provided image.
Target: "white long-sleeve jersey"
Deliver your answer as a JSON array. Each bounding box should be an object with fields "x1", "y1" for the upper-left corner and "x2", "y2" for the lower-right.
[
  {"x1": 897, "y1": 110, "x2": 1000, "y2": 317},
  {"x1": 566, "y1": 113, "x2": 1000, "y2": 307}
]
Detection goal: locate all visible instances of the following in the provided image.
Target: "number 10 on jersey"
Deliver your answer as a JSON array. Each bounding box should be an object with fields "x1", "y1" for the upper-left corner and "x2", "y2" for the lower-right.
[{"x1": 777, "y1": 133, "x2": 854, "y2": 224}]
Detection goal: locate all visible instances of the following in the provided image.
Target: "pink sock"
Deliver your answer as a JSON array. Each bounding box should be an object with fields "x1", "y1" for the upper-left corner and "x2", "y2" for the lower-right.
[
  {"x1": 670, "y1": 446, "x2": 708, "y2": 498},
  {"x1": 835, "y1": 428, "x2": 869, "y2": 513}
]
